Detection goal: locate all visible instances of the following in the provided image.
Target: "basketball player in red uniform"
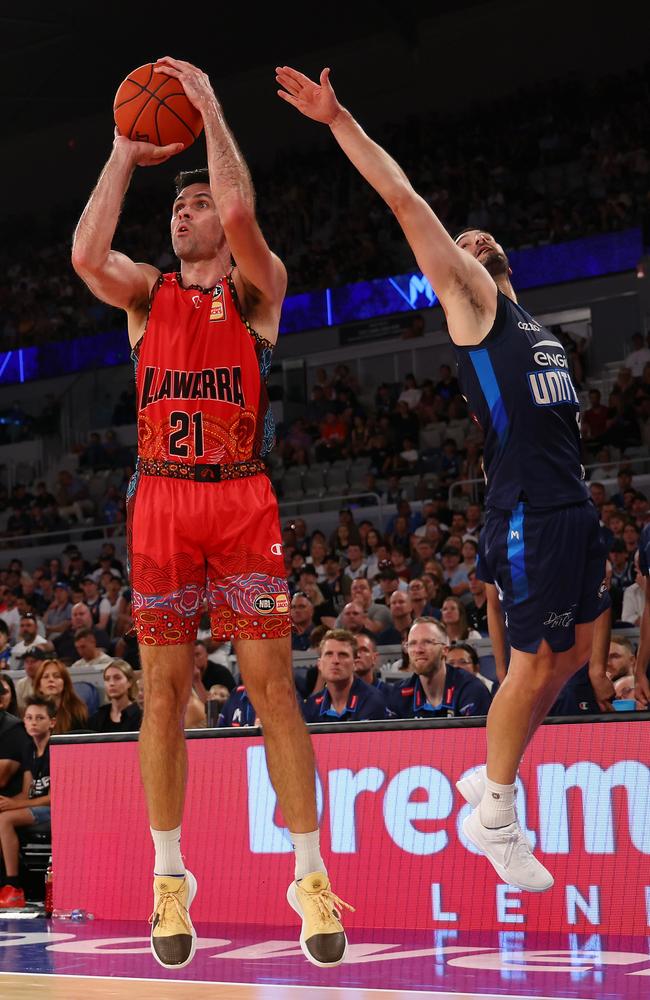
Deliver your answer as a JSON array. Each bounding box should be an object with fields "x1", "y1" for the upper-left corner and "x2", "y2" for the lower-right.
[{"x1": 72, "y1": 57, "x2": 350, "y2": 971}]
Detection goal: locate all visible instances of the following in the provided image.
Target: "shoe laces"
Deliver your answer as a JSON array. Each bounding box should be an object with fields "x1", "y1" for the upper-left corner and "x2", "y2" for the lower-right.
[
  {"x1": 309, "y1": 886, "x2": 355, "y2": 925},
  {"x1": 494, "y1": 823, "x2": 533, "y2": 869},
  {"x1": 149, "y1": 883, "x2": 187, "y2": 931}
]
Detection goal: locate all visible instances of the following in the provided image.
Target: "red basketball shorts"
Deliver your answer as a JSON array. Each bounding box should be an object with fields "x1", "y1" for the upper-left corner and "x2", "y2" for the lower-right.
[{"x1": 127, "y1": 472, "x2": 290, "y2": 645}]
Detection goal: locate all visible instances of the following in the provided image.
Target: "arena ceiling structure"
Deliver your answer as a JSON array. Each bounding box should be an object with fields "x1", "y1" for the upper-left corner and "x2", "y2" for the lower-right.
[{"x1": 0, "y1": 1, "x2": 492, "y2": 139}]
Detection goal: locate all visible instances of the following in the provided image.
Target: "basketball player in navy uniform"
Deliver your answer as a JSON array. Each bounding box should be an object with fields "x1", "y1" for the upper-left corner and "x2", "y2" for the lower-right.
[{"x1": 277, "y1": 65, "x2": 613, "y2": 891}]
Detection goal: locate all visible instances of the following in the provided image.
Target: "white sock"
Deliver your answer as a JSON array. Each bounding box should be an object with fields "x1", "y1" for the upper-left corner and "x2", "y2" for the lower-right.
[
  {"x1": 290, "y1": 830, "x2": 326, "y2": 881},
  {"x1": 479, "y1": 777, "x2": 517, "y2": 829},
  {"x1": 151, "y1": 825, "x2": 186, "y2": 877}
]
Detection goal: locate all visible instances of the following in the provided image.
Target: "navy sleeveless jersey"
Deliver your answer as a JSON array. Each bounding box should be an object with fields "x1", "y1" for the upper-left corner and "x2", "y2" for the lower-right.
[{"x1": 454, "y1": 291, "x2": 588, "y2": 510}]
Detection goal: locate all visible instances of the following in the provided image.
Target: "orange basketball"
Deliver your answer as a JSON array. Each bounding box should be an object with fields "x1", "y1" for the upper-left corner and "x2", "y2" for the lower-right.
[{"x1": 113, "y1": 63, "x2": 203, "y2": 148}]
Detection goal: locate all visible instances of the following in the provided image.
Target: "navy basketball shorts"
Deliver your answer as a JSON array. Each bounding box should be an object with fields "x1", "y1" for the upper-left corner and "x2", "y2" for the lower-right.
[{"x1": 476, "y1": 499, "x2": 610, "y2": 653}]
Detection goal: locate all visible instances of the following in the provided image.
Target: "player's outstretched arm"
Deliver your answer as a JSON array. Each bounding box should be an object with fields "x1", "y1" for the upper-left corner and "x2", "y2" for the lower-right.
[
  {"x1": 71, "y1": 134, "x2": 181, "y2": 342},
  {"x1": 156, "y1": 57, "x2": 286, "y2": 329},
  {"x1": 276, "y1": 66, "x2": 494, "y2": 315}
]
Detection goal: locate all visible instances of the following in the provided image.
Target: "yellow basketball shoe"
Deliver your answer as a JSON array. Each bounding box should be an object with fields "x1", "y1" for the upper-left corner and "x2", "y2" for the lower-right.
[
  {"x1": 149, "y1": 871, "x2": 197, "y2": 969},
  {"x1": 287, "y1": 871, "x2": 354, "y2": 967}
]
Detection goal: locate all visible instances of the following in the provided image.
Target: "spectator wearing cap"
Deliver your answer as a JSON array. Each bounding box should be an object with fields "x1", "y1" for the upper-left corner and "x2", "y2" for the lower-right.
[
  {"x1": 445, "y1": 642, "x2": 494, "y2": 693},
  {"x1": 441, "y1": 545, "x2": 471, "y2": 598},
  {"x1": 43, "y1": 583, "x2": 72, "y2": 639},
  {"x1": 609, "y1": 538, "x2": 635, "y2": 621},
  {"x1": 9, "y1": 615, "x2": 52, "y2": 669},
  {"x1": 291, "y1": 593, "x2": 315, "y2": 651},
  {"x1": 53, "y1": 602, "x2": 110, "y2": 662},
  {"x1": 387, "y1": 618, "x2": 492, "y2": 719},
  {"x1": 69, "y1": 628, "x2": 113, "y2": 671},
  {"x1": 374, "y1": 564, "x2": 403, "y2": 605},
  {"x1": 81, "y1": 577, "x2": 111, "y2": 631},
  {"x1": 377, "y1": 590, "x2": 414, "y2": 646},
  {"x1": 15, "y1": 649, "x2": 50, "y2": 712},
  {"x1": 303, "y1": 629, "x2": 386, "y2": 723}
]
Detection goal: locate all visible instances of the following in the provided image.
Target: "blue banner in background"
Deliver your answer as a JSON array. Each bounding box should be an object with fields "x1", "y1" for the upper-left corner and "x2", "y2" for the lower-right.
[{"x1": 0, "y1": 228, "x2": 643, "y2": 386}]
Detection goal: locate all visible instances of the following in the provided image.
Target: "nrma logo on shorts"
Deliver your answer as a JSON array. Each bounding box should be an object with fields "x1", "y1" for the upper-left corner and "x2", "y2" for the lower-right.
[{"x1": 527, "y1": 368, "x2": 579, "y2": 407}]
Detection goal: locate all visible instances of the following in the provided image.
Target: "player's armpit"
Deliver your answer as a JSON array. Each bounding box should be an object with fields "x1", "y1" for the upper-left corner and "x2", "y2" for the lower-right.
[{"x1": 73, "y1": 253, "x2": 159, "y2": 319}]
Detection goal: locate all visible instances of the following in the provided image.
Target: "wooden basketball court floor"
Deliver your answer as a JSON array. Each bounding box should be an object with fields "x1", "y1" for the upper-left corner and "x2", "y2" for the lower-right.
[{"x1": 0, "y1": 916, "x2": 647, "y2": 999}]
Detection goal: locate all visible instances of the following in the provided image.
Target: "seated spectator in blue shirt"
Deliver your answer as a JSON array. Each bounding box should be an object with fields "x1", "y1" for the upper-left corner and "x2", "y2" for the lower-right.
[
  {"x1": 218, "y1": 686, "x2": 258, "y2": 728},
  {"x1": 291, "y1": 592, "x2": 315, "y2": 651},
  {"x1": 303, "y1": 629, "x2": 387, "y2": 723},
  {"x1": 387, "y1": 618, "x2": 492, "y2": 719},
  {"x1": 353, "y1": 633, "x2": 387, "y2": 693}
]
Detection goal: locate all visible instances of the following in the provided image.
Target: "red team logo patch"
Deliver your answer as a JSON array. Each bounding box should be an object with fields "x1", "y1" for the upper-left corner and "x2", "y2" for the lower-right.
[{"x1": 209, "y1": 284, "x2": 226, "y2": 322}]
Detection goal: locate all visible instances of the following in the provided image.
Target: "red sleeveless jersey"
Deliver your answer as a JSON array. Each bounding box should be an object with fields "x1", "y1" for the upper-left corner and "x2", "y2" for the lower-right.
[{"x1": 133, "y1": 272, "x2": 275, "y2": 465}]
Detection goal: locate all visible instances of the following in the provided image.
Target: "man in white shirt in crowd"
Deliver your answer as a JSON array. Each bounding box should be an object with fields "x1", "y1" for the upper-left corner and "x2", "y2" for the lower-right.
[
  {"x1": 9, "y1": 614, "x2": 52, "y2": 669},
  {"x1": 69, "y1": 628, "x2": 113, "y2": 671}
]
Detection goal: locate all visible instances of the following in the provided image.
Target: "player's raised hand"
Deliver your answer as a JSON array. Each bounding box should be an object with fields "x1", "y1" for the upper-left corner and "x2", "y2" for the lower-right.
[
  {"x1": 154, "y1": 56, "x2": 216, "y2": 116},
  {"x1": 276, "y1": 66, "x2": 341, "y2": 125},
  {"x1": 113, "y1": 129, "x2": 183, "y2": 168}
]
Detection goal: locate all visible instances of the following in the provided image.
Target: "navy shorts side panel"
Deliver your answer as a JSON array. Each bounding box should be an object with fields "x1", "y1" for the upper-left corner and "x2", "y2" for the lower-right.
[{"x1": 480, "y1": 500, "x2": 609, "y2": 653}]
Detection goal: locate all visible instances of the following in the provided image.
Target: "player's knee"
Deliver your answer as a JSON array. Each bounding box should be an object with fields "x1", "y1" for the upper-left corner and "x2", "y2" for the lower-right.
[
  {"x1": 143, "y1": 682, "x2": 189, "y2": 724},
  {"x1": 249, "y1": 673, "x2": 297, "y2": 715}
]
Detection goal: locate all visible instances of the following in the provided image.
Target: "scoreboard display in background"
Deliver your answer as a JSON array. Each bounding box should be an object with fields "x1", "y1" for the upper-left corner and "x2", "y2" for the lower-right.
[{"x1": 51, "y1": 718, "x2": 650, "y2": 933}]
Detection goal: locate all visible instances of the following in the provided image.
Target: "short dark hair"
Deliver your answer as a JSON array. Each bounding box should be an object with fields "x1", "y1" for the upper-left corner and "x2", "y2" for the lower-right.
[
  {"x1": 175, "y1": 168, "x2": 210, "y2": 196},
  {"x1": 24, "y1": 695, "x2": 57, "y2": 719},
  {"x1": 448, "y1": 641, "x2": 479, "y2": 667},
  {"x1": 74, "y1": 626, "x2": 94, "y2": 641}
]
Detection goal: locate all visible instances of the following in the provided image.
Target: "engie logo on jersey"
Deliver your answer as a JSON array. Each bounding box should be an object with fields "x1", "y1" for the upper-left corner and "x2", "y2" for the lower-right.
[
  {"x1": 209, "y1": 284, "x2": 226, "y2": 322},
  {"x1": 254, "y1": 593, "x2": 290, "y2": 615}
]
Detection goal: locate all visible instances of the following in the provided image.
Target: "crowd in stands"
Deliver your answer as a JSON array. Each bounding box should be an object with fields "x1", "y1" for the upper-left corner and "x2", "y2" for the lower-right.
[{"x1": 0, "y1": 62, "x2": 648, "y2": 350}]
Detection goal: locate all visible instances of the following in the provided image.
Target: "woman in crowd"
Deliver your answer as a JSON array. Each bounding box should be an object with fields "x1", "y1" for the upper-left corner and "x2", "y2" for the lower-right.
[
  {"x1": 88, "y1": 659, "x2": 142, "y2": 733},
  {"x1": 0, "y1": 675, "x2": 18, "y2": 717},
  {"x1": 441, "y1": 596, "x2": 482, "y2": 643},
  {"x1": 306, "y1": 534, "x2": 328, "y2": 582},
  {"x1": 364, "y1": 527, "x2": 386, "y2": 581},
  {"x1": 33, "y1": 659, "x2": 88, "y2": 734}
]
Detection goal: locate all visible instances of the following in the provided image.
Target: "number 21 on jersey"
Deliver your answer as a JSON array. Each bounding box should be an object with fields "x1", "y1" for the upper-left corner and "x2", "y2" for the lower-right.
[{"x1": 169, "y1": 411, "x2": 204, "y2": 458}]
